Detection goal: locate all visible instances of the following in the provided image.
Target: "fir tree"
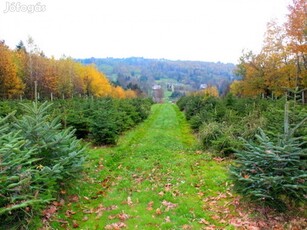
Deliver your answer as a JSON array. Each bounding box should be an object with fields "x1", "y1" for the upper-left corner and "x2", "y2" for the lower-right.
[{"x1": 230, "y1": 102, "x2": 307, "y2": 210}]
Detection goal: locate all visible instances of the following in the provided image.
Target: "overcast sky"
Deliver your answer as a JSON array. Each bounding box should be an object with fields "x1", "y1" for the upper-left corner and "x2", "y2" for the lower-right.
[{"x1": 0, "y1": 0, "x2": 292, "y2": 63}]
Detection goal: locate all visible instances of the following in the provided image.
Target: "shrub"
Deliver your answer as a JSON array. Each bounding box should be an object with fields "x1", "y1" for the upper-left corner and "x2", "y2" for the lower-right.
[
  {"x1": 90, "y1": 109, "x2": 119, "y2": 145},
  {"x1": 199, "y1": 121, "x2": 223, "y2": 147},
  {"x1": 199, "y1": 122, "x2": 242, "y2": 156}
]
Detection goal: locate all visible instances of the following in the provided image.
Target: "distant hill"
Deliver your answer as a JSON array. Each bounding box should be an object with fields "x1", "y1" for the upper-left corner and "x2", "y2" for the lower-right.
[{"x1": 77, "y1": 57, "x2": 236, "y2": 97}]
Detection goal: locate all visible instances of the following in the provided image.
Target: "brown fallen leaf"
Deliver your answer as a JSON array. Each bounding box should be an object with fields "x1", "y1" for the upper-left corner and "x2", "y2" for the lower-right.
[
  {"x1": 199, "y1": 218, "x2": 210, "y2": 225},
  {"x1": 164, "y1": 183, "x2": 172, "y2": 192},
  {"x1": 182, "y1": 225, "x2": 192, "y2": 230},
  {"x1": 158, "y1": 191, "x2": 164, "y2": 196},
  {"x1": 59, "y1": 199, "x2": 65, "y2": 206},
  {"x1": 155, "y1": 208, "x2": 162, "y2": 215},
  {"x1": 83, "y1": 209, "x2": 93, "y2": 214},
  {"x1": 65, "y1": 210, "x2": 76, "y2": 218},
  {"x1": 95, "y1": 211, "x2": 103, "y2": 220},
  {"x1": 82, "y1": 216, "x2": 89, "y2": 221},
  {"x1": 204, "y1": 225, "x2": 216, "y2": 230},
  {"x1": 72, "y1": 220, "x2": 79, "y2": 228},
  {"x1": 106, "y1": 205, "x2": 118, "y2": 211},
  {"x1": 105, "y1": 222, "x2": 127, "y2": 229},
  {"x1": 54, "y1": 218, "x2": 68, "y2": 224},
  {"x1": 52, "y1": 201, "x2": 61, "y2": 207},
  {"x1": 69, "y1": 195, "x2": 79, "y2": 203},
  {"x1": 147, "y1": 201, "x2": 154, "y2": 211},
  {"x1": 165, "y1": 216, "x2": 171, "y2": 222},
  {"x1": 213, "y1": 157, "x2": 224, "y2": 162},
  {"x1": 108, "y1": 215, "x2": 117, "y2": 220},
  {"x1": 162, "y1": 200, "x2": 177, "y2": 211},
  {"x1": 127, "y1": 196, "x2": 133, "y2": 206},
  {"x1": 42, "y1": 205, "x2": 57, "y2": 219},
  {"x1": 118, "y1": 212, "x2": 129, "y2": 221},
  {"x1": 211, "y1": 215, "x2": 220, "y2": 220}
]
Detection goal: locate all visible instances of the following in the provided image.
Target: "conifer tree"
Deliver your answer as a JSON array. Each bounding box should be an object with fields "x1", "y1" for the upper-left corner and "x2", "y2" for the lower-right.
[{"x1": 230, "y1": 102, "x2": 307, "y2": 210}]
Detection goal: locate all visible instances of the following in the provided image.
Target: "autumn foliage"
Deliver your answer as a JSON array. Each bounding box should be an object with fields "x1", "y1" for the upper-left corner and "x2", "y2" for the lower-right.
[
  {"x1": 0, "y1": 40, "x2": 136, "y2": 100},
  {"x1": 231, "y1": 0, "x2": 307, "y2": 98}
]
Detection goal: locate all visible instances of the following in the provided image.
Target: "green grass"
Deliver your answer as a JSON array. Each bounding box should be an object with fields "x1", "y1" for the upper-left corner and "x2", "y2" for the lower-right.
[{"x1": 49, "y1": 104, "x2": 233, "y2": 229}]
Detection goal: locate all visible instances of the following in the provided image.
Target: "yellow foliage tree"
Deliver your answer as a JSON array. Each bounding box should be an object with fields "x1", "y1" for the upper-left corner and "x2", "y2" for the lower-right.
[
  {"x1": 233, "y1": 0, "x2": 306, "y2": 98},
  {"x1": 0, "y1": 42, "x2": 24, "y2": 98}
]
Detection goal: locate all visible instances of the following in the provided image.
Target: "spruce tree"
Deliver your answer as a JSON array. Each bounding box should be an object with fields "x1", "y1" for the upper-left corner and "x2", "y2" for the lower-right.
[{"x1": 230, "y1": 102, "x2": 307, "y2": 210}]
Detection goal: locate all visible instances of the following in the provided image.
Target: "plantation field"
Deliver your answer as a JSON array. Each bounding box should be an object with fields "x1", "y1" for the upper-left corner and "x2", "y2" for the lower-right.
[
  {"x1": 1, "y1": 101, "x2": 305, "y2": 229},
  {"x1": 46, "y1": 102, "x2": 306, "y2": 229},
  {"x1": 49, "y1": 103, "x2": 236, "y2": 229}
]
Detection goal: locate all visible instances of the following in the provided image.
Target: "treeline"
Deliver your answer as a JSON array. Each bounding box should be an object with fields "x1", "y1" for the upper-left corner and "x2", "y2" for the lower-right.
[
  {"x1": 77, "y1": 57, "x2": 236, "y2": 95},
  {"x1": 231, "y1": 0, "x2": 307, "y2": 99},
  {"x1": 0, "y1": 39, "x2": 136, "y2": 100},
  {"x1": 0, "y1": 97, "x2": 153, "y2": 145}
]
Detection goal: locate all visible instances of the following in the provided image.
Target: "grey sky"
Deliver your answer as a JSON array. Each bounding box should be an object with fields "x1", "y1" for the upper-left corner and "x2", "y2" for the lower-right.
[{"x1": 0, "y1": 0, "x2": 291, "y2": 63}]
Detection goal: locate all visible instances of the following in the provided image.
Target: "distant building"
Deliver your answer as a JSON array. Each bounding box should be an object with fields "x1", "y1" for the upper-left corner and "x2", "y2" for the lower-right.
[
  {"x1": 152, "y1": 84, "x2": 162, "y2": 90},
  {"x1": 152, "y1": 84, "x2": 163, "y2": 103},
  {"x1": 200, "y1": 84, "x2": 208, "y2": 89}
]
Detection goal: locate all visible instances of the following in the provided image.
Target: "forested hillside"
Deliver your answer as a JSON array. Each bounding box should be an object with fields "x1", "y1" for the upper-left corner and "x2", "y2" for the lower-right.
[{"x1": 77, "y1": 57, "x2": 236, "y2": 96}]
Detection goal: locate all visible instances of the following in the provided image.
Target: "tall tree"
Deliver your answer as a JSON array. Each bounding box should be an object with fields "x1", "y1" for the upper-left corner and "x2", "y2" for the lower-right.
[
  {"x1": 0, "y1": 43, "x2": 24, "y2": 98},
  {"x1": 285, "y1": 0, "x2": 307, "y2": 88}
]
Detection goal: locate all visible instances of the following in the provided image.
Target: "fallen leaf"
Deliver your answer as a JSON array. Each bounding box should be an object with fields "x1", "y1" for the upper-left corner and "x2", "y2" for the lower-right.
[
  {"x1": 108, "y1": 205, "x2": 118, "y2": 211},
  {"x1": 105, "y1": 222, "x2": 127, "y2": 229},
  {"x1": 213, "y1": 157, "x2": 224, "y2": 162},
  {"x1": 52, "y1": 201, "x2": 61, "y2": 207},
  {"x1": 82, "y1": 216, "x2": 89, "y2": 221},
  {"x1": 165, "y1": 216, "x2": 171, "y2": 222},
  {"x1": 127, "y1": 196, "x2": 133, "y2": 206},
  {"x1": 42, "y1": 205, "x2": 57, "y2": 219},
  {"x1": 59, "y1": 199, "x2": 65, "y2": 206},
  {"x1": 164, "y1": 183, "x2": 172, "y2": 192},
  {"x1": 147, "y1": 201, "x2": 154, "y2": 211},
  {"x1": 108, "y1": 215, "x2": 117, "y2": 220},
  {"x1": 155, "y1": 208, "x2": 162, "y2": 215},
  {"x1": 199, "y1": 218, "x2": 209, "y2": 225},
  {"x1": 162, "y1": 200, "x2": 177, "y2": 211},
  {"x1": 83, "y1": 209, "x2": 93, "y2": 214},
  {"x1": 204, "y1": 225, "x2": 216, "y2": 230},
  {"x1": 72, "y1": 220, "x2": 79, "y2": 228},
  {"x1": 95, "y1": 204, "x2": 105, "y2": 214},
  {"x1": 69, "y1": 195, "x2": 79, "y2": 203},
  {"x1": 65, "y1": 210, "x2": 76, "y2": 218},
  {"x1": 96, "y1": 211, "x2": 103, "y2": 220},
  {"x1": 118, "y1": 212, "x2": 129, "y2": 221}
]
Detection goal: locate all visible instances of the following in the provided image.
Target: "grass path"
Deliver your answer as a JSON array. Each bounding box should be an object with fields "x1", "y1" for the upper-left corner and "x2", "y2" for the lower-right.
[{"x1": 50, "y1": 104, "x2": 233, "y2": 229}]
